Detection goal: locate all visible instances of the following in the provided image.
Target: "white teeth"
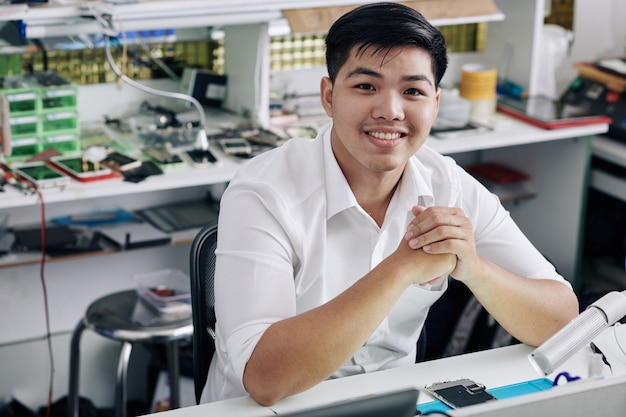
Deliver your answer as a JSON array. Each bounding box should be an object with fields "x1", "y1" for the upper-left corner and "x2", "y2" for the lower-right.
[{"x1": 369, "y1": 131, "x2": 401, "y2": 140}]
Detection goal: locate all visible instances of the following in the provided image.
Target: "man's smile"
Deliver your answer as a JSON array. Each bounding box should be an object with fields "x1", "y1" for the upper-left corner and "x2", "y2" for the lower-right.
[{"x1": 367, "y1": 131, "x2": 404, "y2": 140}]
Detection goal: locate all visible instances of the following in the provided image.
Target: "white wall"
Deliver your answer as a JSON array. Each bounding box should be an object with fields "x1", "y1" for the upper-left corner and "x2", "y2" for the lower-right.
[{"x1": 555, "y1": 0, "x2": 626, "y2": 95}]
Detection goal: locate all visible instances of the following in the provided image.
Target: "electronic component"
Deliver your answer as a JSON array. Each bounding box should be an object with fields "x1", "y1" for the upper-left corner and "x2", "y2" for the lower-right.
[
  {"x1": 424, "y1": 378, "x2": 497, "y2": 409},
  {"x1": 180, "y1": 68, "x2": 228, "y2": 108},
  {"x1": 100, "y1": 151, "x2": 142, "y2": 172},
  {"x1": 217, "y1": 138, "x2": 252, "y2": 156},
  {"x1": 497, "y1": 95, "x2": 612, "y2": 129},
  {"x1": 13, "y1": 161, "x2": 71, "y2": 189},
  {"x1": 185, "y1": 148, "x2": 218, "y2": 165},
  {"x1": 49, "y1": 155, "x2": 113, "y2": 179},
  {"x1": 240, "y1": 127, "x2": 287, "y2": 147},
  {"x1": 561, "y1": 74, "x2": 626, "y2": 142},
  {"x1": 142, "y1": 147, "x2": 184, "y2": 166}
]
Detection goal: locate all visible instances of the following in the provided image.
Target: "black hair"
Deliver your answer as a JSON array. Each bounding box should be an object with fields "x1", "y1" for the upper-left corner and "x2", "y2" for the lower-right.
[{"x1": 325, "y1": 2, "x2": 448, "y2": 87}]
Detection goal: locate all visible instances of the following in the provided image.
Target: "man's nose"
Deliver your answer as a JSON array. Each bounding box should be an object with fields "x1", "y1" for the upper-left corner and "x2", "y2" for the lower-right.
[{"x1": 373, "y1": 91, "x2": 405, "y2": 121}]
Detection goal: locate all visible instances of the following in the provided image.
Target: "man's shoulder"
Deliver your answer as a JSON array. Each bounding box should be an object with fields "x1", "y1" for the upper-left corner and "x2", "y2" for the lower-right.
[
  {"x1": 239, "y1": 137, "x2": 320, "y2": 173},
  {"x1": 230, "y1": 137, "x2": 324, "y2": 193},
  {"x1": 413, "y1": 144, "x2": 460, "y2": 176}
]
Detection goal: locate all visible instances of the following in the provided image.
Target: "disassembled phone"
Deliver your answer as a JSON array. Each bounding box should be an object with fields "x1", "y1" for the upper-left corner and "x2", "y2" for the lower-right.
[
  {"x1": 185, "y1": 148, "x2": 218, "y2": 165},
  {"x1": 100, "y1": 151, "x2": 142, "y2": 172},
  {"x1": 142, "y1": 147, "x2": 184, "y2": 166},
  {"x1": 239, "y1": 127, "x2": 287, "y2": 147},
  {"x1": 217, "y1": 137, "x2": 252, "y2": 156},
  {"x1": 13, "y1": 161, "x2": 71, "y2": 189},
  {"x1": 424, "y1": 378, "x2": 497, "y2": 409},
  {"x1": 50, "y1": 155, "x2": 112, "y2": 179}
]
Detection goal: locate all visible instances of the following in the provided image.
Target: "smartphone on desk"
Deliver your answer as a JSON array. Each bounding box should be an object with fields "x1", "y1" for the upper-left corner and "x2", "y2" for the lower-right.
[
  {"x1": 50, "y1": 155, "x2": 112, "y2": 179},
  {"x1": 13, "y1": 162, "x2": 71, "y2": 189},
  {"x1": 424, "y1": 378, "x2": 497, "y2": 409},
  {"x1": 217, "y1": 138, "x2": 252, "y2": 156},
  {"x1": 100, "y1": 151, "x2": 142, "y2": 172},
  {"x1": 142, "y1": 147, "x2": 184, "y2": 165}
]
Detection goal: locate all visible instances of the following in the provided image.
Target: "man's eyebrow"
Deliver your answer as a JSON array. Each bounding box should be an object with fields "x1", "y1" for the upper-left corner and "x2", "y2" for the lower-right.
[
  {"x1": 404, "y1": 74, "x2": 434, "y2": 88},
  {"x1": 345, "y1": 67, "x2": 381, "y2": 79},
  {"x1": 345, "y1": 67, "x2": 434, "y2": 88}
]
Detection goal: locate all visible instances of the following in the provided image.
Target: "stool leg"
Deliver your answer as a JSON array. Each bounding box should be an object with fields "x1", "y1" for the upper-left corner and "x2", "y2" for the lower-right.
[
  {"x1": 166, "y1": 341, "x2": 181, "y2": 409},
  {"x1": 68, "y1": 319, "x2": 87, "y2": 417},
  {"x1": 115, "y1": 342, "x2": 132, "y2": 417}
]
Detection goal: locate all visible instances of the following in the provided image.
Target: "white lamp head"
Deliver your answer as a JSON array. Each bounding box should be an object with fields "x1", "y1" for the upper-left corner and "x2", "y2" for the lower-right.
[{"x1": 529, "y1": 290, "x2": 626, "y2": 376}]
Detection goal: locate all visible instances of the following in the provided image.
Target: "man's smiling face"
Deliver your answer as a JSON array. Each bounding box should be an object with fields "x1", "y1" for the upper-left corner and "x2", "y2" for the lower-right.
[{"x1": 321, "y1": 45, "x2": 440, "y2": 179}]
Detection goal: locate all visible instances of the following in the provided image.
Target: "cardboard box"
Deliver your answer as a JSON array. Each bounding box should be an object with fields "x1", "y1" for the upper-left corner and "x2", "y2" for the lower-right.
[{"x1": 283, "y1": 0, "x2": 502, "y2": 34}]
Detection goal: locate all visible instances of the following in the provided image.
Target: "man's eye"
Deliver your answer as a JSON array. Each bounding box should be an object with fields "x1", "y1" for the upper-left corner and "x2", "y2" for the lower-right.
[
  {"x1": 405, "y1": 88, "x2": 422, "y2": 96},
  {"x1": 356, "y1": 84, "x2": 375, "y2": 91}
]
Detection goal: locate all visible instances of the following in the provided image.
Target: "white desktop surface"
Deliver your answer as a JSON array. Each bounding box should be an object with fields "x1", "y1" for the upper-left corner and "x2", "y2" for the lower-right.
[
  {"x1": 154, "y1": 324, "x2": 626, "y2": 417},
  {"x1": 272, "y1": 344, "x2": 539, "y2": 413}
]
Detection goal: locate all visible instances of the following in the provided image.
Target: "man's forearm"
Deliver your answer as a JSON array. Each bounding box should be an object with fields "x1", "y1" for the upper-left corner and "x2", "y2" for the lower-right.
[
  {"x1": 243, "y1": 247, "x2": 455, "y2": 406},
  {"x1": 463, "y1": 258, "x2": 579, "y2": 346}
]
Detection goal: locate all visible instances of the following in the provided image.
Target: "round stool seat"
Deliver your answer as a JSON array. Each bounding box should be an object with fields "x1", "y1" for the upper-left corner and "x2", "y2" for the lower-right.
[
  {"x1": 69, "y1": 289, "x2": 193, "y2": 417},
  {"x1": 85, "y1": 290, "x2": 193, "y2": 342}
]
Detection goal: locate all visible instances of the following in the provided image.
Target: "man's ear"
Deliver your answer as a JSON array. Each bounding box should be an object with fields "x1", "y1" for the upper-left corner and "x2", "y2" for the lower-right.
[{"x1": 320, "y1": 76, "x2": 333, "y2": 118}]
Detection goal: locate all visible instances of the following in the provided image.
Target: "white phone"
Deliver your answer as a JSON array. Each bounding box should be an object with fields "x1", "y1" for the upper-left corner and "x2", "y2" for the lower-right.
[
  {"x1": 50, "y1": 155, "x2": 112, "y2": 178},
  {"x1": 13, "y1": 162, "x2": 71, "y2": 189}
]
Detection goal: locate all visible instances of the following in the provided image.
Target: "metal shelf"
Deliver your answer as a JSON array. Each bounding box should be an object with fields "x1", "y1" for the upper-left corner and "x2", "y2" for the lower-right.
[
  {"x1": 1, "y1": 0, "x2": 505, "y2": 39},
  {"x1": 593, "y1": 135, "x2": 626, "y2": 169},
  {"x1": 590, "y1": 169, "x2": 626, "y2": 204}
]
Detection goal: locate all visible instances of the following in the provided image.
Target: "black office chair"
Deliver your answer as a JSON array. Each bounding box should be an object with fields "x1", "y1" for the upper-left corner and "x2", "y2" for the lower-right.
[{"x1": 189, "y1": 222, "x2": 218, "y2": 405}]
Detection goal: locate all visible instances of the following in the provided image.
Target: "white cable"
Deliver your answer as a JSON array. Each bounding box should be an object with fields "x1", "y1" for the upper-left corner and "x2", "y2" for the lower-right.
[
  {"x1": 88, "y1": 3, "x2": 208, "y2": 149},
  {"x1": 614, "y1": 322, "x2": 626, "y2": 357},
  {"x1": 104, "y1": 35, "x2": 209, "y2": 149}
]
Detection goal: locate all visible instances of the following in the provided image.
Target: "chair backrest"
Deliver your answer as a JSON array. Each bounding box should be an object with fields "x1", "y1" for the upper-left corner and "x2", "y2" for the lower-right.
[{"x1": 189, "y1": 222, "x2": 218, "y2": 405}]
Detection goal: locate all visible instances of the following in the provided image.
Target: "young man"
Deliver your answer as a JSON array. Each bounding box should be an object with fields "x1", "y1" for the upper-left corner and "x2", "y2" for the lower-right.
[{"x1": 205, "y1": 2, "x2": 579, "y2": 406}]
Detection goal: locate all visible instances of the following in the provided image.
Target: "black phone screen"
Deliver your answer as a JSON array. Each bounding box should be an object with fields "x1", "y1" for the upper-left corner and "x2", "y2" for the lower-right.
[
  {"x1": 498, "y1": 96, "x2": 599, "y2": 122},
  {"x1": 432, "y1": 385, "x2": 497, "y2": 408},
  {"x1": 425, "y1": 378, "x2": 498, "y2": 409}
]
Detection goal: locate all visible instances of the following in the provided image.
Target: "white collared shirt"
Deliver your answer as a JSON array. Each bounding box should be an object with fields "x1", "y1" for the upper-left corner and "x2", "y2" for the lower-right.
[{"x1": 204, "y1": 122, "x2": 567, "y2": 402}]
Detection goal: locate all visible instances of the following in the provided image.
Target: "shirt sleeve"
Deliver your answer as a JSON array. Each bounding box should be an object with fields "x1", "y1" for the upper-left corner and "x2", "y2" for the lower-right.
[
  {"x1": 457, "y1": 167, "x2": 570, "y2": 286},
  {"x1": 214, "y1": 180, "x2": 298, "y2": 385}
]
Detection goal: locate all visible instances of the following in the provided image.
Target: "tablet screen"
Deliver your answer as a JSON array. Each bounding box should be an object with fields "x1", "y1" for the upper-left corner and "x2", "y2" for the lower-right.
[
  {"x1": 496, "y1": 95, "x2": 612, "y2": 129},
  {"x1": 499, "y1": 96, "x2": 596, "y2": 121}
]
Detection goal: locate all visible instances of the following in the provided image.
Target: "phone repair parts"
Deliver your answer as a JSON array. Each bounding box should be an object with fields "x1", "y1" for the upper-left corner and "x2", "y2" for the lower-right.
[{"x1": 424, "y1": 378, "x2": 498, "y2": 409}]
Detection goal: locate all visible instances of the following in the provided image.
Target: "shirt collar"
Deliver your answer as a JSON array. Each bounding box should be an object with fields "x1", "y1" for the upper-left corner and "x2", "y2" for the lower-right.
[{"x1": 322, "y1": 122, "x2": 435, "y2": 220}]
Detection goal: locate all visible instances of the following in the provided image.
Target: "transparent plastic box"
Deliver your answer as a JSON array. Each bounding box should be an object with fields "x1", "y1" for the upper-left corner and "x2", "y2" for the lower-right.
[{"x1": 135, "y1": 269, "x2": 191, "y2": 316}]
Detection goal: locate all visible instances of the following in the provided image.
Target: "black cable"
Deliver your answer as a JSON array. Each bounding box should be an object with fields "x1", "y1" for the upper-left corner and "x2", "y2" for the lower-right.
[{"x1": 31, "y1": 39, "x2": 48, "y2": 72}]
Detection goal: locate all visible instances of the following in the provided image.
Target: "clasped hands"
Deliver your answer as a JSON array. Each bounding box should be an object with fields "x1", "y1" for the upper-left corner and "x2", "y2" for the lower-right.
[{"x1": 396, "y1": 205, "x2": 479, "y2": 286}]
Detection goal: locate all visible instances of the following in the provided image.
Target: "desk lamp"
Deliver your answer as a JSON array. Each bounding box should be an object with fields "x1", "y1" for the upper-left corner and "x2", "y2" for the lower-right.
[{"x1": 529, "y1": 290, "x2": 626, "y2": 375}]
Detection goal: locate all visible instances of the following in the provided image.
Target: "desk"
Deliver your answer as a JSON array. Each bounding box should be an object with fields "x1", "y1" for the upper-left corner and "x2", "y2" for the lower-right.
[{"x1": 153, "y1": 324, "x2": 626, "y2": 417}]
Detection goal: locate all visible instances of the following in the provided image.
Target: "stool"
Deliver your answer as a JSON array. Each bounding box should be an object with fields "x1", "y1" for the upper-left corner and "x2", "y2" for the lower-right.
[{"x1": 68, "y1": 290, "x2": 193, "y2": 417}]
